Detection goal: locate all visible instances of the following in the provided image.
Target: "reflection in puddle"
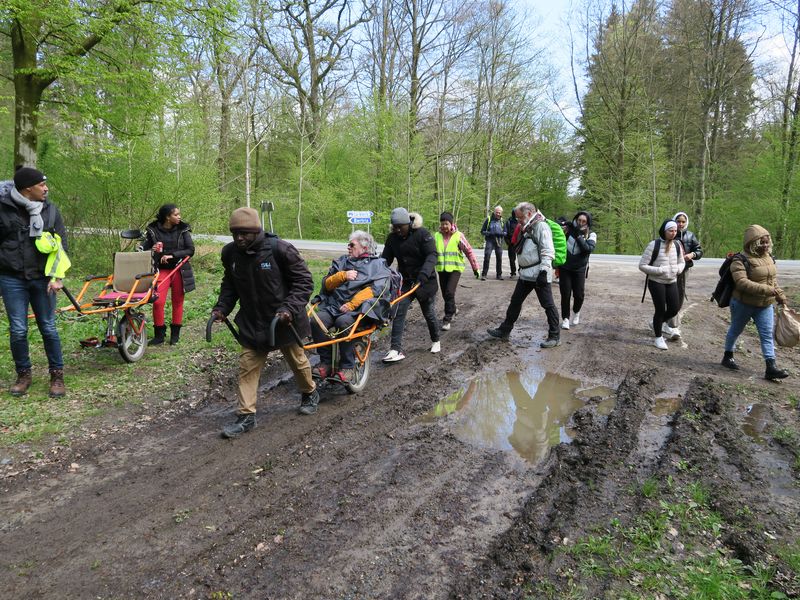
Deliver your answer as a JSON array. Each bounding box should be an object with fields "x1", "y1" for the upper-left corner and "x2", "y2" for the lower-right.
[
  {"x1": 653, "y1": 397, "x2": 681, "y2": 416},
  {"x1": 419, "y1": 370, "x2": 585, "y2": 463},
  {"x1": 742, "y1": 404, "x2": 769, "y2": 442}
]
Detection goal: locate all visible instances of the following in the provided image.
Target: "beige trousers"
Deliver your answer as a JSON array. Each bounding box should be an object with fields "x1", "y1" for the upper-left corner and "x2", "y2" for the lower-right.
[{"x1": 237, "y1": 344, "x2": 315, "y2": 414}]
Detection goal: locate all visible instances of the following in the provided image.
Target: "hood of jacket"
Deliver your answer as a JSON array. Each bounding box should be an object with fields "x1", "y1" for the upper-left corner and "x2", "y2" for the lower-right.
[
  {"x1": 673, "y1": 211, "x2": 689, "y2": 229},
  {"x1": 573, "y1": 211, "x2": 592, "y2": 229},
  {"x1": 147, "y1": 219, "x2": 191, "y2": 234},
  {"x1": 744, "y1": 224, "x2": 771, "y2": 255}
]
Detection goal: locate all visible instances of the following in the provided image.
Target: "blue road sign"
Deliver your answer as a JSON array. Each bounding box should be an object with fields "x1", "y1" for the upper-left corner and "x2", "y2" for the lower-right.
[
  {"x1": 347, "y1": 210, "x2": 374, "y2": 218},
  {"x1": 348, "y1": 217, "x2": 372, "y2": 224}
]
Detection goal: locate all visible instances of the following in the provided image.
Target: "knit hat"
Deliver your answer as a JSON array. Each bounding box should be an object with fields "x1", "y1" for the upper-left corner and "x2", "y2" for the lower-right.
[
  {"x1": 391, "y1": 207, "x2": 411, "y2": 225},
  {"x1": 439, "y1": 211, "x2": 454, "y2": 224},
  {"x1": 229, "y1": 207, "x2": 262, "y2": 232},
  {"x1": 14, "y1": 166, "x2": 46, "y2": 190}
]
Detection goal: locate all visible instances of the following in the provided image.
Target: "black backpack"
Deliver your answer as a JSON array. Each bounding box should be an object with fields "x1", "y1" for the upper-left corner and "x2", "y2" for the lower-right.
[{"x1": 711, "y1": 253, "x2": 750, "y2": 308}]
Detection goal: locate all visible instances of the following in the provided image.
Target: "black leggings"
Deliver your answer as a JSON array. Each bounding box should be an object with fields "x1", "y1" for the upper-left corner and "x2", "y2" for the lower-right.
[
  {"x1": 559, "y1": 268, "x2": 586, "y2": 319},
  {"x1": 648, "y1": 280, "x2": 680, "y2": 337}
]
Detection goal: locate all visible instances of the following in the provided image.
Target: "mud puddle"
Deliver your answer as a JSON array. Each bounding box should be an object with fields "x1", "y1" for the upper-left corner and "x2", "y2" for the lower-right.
[{"x1": 418, "y1": 368, "x2": 604, "y2": 463}]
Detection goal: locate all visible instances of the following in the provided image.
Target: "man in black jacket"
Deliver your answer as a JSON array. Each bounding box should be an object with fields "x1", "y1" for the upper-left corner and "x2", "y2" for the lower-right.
[
  {"x1": 0, "y1": 167, "x2": 68, "y2": 398},
  {"x1": 212, "y1": 207, "x2": 318, "y2": 437},
  {"x1": 480, "y1": 205, "x2": 505, "y2": 280},
  {"x1": 380, "y1": 208, "x2": 440, "y2": 362}
]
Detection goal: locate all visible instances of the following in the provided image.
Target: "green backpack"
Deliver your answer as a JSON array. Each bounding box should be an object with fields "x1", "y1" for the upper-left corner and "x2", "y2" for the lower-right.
[{"x1": 546, "y1": 218, "x2": 567, "y2": 267}]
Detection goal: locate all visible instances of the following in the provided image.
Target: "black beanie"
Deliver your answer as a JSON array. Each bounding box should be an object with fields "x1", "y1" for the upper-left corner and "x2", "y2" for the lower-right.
[
  {"x1": 439, "y1": 211, "x2": 454, "y2": 224},
  {"x1": 14, "y1": 166, "x2": 46, "y2": 190}
]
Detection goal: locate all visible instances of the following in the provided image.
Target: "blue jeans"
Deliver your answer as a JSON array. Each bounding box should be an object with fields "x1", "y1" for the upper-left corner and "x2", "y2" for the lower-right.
[
  {"x1": 0, "y1": 275, "x2": 64, "y2": 371},
  {"x1": 725, "y1": 298, "x2": 775, "y2": 360}
]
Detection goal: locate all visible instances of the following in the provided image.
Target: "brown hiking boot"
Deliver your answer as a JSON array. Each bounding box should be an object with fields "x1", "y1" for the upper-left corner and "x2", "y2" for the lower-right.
[
  {"x1": 10, "y1": 370, "x2": 32, "y2": 396},
  {"x1": 49, "y1": 369, "x2": 66, "y2": 398}
]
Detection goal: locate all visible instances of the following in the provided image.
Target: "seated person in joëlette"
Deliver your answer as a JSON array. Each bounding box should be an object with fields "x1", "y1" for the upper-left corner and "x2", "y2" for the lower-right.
[{"x1": 310, "y1": 230, "x2": 394, "y2": 382}]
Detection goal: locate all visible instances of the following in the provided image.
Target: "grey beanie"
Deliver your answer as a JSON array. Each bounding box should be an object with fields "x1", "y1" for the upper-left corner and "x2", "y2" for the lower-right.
[{"x1": 391, "y1": 207, "x2": 411, "y2": 225}]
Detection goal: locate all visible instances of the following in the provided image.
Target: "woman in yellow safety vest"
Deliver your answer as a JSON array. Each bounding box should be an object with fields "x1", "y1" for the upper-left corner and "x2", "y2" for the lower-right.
[{"x1": 434, "y1": 212, "x2": 480, "y2": 331}]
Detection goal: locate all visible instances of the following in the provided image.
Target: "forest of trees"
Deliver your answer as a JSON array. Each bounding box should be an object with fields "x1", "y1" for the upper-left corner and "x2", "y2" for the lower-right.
[{"x1": 1, "y1": 0, "x2": 799, "y2": 257}]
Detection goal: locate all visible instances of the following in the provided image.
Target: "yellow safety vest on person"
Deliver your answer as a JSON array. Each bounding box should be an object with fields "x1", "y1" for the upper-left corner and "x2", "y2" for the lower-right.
[
  {"x1": 35, "y1": 231, "x2": 71, "y2": 279},
  {"x1": 435, "y1": 231, "x2": 465, "y2": 272}
]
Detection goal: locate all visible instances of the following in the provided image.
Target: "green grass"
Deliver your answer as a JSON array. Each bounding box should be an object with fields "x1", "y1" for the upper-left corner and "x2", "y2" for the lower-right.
[
  {"x1": 0, "y1": 243, "x2": 333, "y2": 447},
  {"x1": 552, "y1": 472, "x2": 792, "y2": 599}
]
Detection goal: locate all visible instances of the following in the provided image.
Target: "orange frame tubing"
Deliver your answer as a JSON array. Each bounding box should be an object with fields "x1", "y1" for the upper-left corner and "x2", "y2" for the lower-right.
[
  {"x1": 54, "y1": 256, "x2": 189, "y2": 317},
  {"x1": 301, "y1": 283, "x2": 419, "y2": 360}
]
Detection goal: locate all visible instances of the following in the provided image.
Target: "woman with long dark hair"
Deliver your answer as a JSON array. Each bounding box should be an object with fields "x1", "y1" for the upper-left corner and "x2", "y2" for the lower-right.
[{"x1": 142, "y1": 204, "x2": 195, "y2": 345}]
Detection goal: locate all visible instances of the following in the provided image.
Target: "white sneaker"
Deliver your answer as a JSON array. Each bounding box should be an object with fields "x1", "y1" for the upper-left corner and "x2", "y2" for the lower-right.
[
  {"x1": 430, "y1": 341, "x2": 441, "y2": 353},
  {"x1": 441, "y1": 322, "x2": 451, "y2": 331},
  {"x1": 662, "y1": 324, "x2": 674, "y2": 337},
  {"x1": 572, "y1": 312, "x2": 580, "y2": 325},
  {"x1": 668, "y1": 327, "x2": 682, "y2": 341},
  {"x1": 382, "y1": 349, "x2": 406, "y2": 363},
  {"x1": 561, "y1": 318, "x2": 570, "y2": 330},
  {"x1": 654, "y1": 336, "x2": 668, "y2": 350}
]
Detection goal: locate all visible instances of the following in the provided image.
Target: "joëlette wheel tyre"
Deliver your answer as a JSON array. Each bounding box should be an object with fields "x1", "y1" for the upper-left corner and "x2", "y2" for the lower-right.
[
  {"x1": 117, "y1": 311, "x2": 148, "y2": 363},
  {"x1": 345, "y1": 340, "x2": 371, "y2": 394}
]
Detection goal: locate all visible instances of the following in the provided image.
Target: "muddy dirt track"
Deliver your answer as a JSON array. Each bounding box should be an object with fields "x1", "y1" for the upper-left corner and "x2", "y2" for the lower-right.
[{"x1": 2, "y1": 257, "x2": 800, "y2": 599}]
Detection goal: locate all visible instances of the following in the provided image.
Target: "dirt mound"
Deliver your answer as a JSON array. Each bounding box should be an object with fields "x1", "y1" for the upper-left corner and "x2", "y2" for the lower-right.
[{"x1": 2, "y1": 261, "x2": 799, "y2": 598}]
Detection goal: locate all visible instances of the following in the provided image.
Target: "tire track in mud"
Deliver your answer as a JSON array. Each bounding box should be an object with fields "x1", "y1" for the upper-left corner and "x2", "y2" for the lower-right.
[
  {"x1": 2, "y1": 266, "x2": 799, "y2": 599},
  {"x1": 454, "y1": 374, "x2": 800, "y2": 599}
]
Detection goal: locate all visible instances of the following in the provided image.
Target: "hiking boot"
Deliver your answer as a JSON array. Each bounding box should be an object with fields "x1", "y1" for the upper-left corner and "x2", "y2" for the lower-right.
[
  {"x1": 487, "y1": 328, "x2": 509, "y2": 341},
  {"x1": 49, "y1": 369, "x2": 66, "y2": 398},
  {"x1": 654, "y1": 336, "x2": 668, "y2": 350},
  {"x1": 496, "y1": 275, "x2": 504, "y2": 280},
  {"x1": 540, "y1": 337, "x2": 561, "y2": 349},
  {"x1": 441, "y1": 321, "x2": 451, "y2": 331},
  {"x1": 10, "y1": 370, "x2": 32, "y2": 397},
  {"x1": 572, "y1": 312, "x2": 580, "y2": 325},
  {"x1": 721, "y1": 351, "x2": 739, "y2": 370},
  {"x1": 312, "y1": 364, "x2": 331, "y2": 379},
  {"x1": 299, "y1": 388, "x2": 320, "y2": 415},
  {"x1": 382, "y1": 350, "x2": 405, "y2": 363},
  {"x1": 561, "y1": 318, "x2": 570, "y2": 330},
  {"x1": 430, "y1": 341, "x2": 441, "y2": 353},
  {"x1": 765, "y1": 359, "x2": 789, "y2": 381},
  {"x1": 150, "y1": 325, "x2": 167, "y2": 346},
  {"x1": 221, "y1": 413, "x2": 256, "y2": 438},
  {"x1": 169, "y1": 324, "x2": 182, "y2": 345},
  {"x1": 480, "y1": 275, "x2": 487, "y2": 281}
]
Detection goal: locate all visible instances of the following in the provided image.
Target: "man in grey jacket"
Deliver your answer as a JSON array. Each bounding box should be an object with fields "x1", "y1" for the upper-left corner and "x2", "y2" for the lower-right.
[{"x1": 487, "y1": 202, "x2": 560, "y2": 347}]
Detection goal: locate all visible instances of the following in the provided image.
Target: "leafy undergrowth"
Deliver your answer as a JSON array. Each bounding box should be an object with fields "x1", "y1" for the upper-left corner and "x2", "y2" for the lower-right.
[{"x1": 0, "y1": 244, "x2": 332, "y2": 447}]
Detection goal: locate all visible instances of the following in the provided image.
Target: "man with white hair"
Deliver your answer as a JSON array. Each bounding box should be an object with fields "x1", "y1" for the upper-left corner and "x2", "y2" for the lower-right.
[{"x1": 487, "y1": 202, "x2": 561, "y2": 348}]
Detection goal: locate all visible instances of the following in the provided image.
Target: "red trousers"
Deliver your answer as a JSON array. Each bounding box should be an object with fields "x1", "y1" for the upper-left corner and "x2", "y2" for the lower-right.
[{"x1": 153, "y1": 268, "x2": 185, "y2": 326}]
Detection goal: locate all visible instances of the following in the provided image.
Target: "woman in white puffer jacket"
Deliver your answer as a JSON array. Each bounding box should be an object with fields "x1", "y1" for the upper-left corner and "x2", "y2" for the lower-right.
[{"x1": 639, "y1": 219, "x2": 685, "y2": 349}]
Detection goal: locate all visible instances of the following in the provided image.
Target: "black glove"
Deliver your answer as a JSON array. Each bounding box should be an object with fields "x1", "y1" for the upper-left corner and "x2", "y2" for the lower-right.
[
  {"x1": 536, "y1": 270, "x2": 548, "y2": 286},
  {"x1": 211, "y1": 309, "x2": 225, "y2": 322},
  {"x1": 276, "y1": 310, "x2": 292, "y2": 324}
]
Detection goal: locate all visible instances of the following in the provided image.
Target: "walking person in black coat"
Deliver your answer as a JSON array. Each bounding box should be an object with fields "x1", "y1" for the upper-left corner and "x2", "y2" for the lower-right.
[
  {"x1": 381, "y1": 208, "x2": 441, "y2": 362},
  {"x1": 142, "y1": 204, "x2": 195, "y2": 345},
  {"x1": 212, "y1": 208, "x2": 319, "y2": 436},
  {"x1": 559, "y1": 211, "x2": 597, "y2": 330}
]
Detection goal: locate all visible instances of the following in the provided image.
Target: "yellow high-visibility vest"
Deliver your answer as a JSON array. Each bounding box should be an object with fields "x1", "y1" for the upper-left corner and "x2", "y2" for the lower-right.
[
  {"x1": 435, "y1": 231, "x2": 465, "y2": 273},
  {"x1": 35, "y1": 231, "x2": 71, "y2": 279}
]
